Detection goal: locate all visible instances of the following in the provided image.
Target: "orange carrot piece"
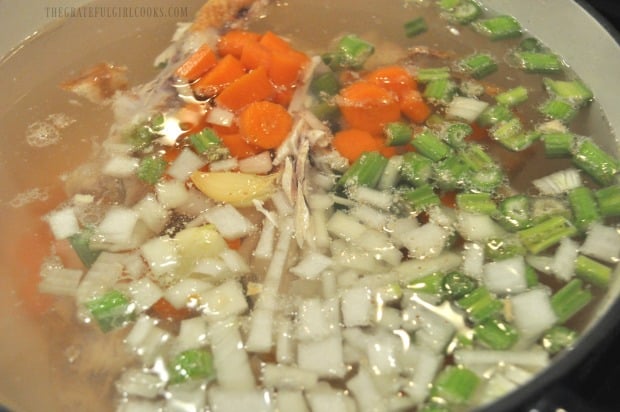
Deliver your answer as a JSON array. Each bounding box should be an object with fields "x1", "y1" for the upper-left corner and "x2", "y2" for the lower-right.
[
  {"x1": 225, "y1": 237, "x2": 242, "y2": 250},
  {"x1": 332, "y1": 128, "x2": 382, "y2": 163},
  {"x1": 149, "y1": 298, "x2": 193, "y2": 321},
  {"x1": 240, "y1": 41, "x2": 272, "y2": 71},
  {"x1": 217, "y1": 29, "x2": 261, "y2": 58},
  {"x1": 338, "y1": 81, "x2": 401, "y2": 134},
  {"x1": 238, "y1": 100, "x2": 293, "y2": 149},
  {"x1": 365, "y1": 65, "x2": 417, "y2": 97},
  {"x1": 467, "y1": 122, "x2": 489, "y2": 142},
  {"x1": 216, "y1": 66, "x2": 275, "y2": 111},
  {"x1": 175, "y1": 44, "x2": 218, "y2": 81},
  {"x1": 219, "y1": 133, "x2": 262, "y2": 159},
  {"x1": 273, "y1": 87, "x2": 296, "y2": 107},
  {"x1": 259, "y1": 31, "x2": 293, "y2": 53},
  {"x1": 400, "y1": 89, "x2": 432, "y2": 124},
  {"x1": 374, "y1": 136, "x2": 399, "y2": 158},
  {"x1": 192, "y1": 54, "x2": 246, "y2": 97},
  {"x1": 268, "y1": 49, "x2": 309, "y2": 87}
]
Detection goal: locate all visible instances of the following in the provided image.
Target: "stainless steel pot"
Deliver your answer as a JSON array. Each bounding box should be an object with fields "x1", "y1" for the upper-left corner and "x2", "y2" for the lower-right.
[{"x1": 0, "y1": 1, "x2": 618, "y2": 411}]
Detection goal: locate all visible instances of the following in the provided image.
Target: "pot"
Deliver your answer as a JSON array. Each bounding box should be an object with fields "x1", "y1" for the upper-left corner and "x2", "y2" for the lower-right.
[{"x1": 0, "y1": 1, "x2": 618, "y2": 411}]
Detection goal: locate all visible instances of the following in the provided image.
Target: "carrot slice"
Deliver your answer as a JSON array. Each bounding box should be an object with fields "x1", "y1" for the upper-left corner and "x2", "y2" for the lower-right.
[
  {"x1": 192, "y1": 54, "x2": 246, "y2": 98},
  {"x1": 216, "y1": 66, "x2": 275, "y2": 111},
  {"x1": 240, "y1": 40, "x2": 272, "y2": 71},
  {"x1": 219, "y1": 133, "x2": 262, "y2": 159},
  {"x1": 259, "y1": 31, "x2": 292, "y2": 53},
  {"x1": 149, "y1": 298, "x2": 193, "y2": 321},
  {"x1": 338, "y1": 81, "x2": 401, "y2": 134},
  {"x1": 332, "y1": 128, "x2": 382, "y2": 163},
  {"x1": 365, "y1": 65, "x2": 417, "y2": 97},
  {"x1": 175, "y1": 44, "x2": 218, "y2": 82},
  {"x1": 217, "y1": 30, "x2": 261, "y2": 58},
  {"x1": 400, "y1": 89, "x2": 432, "y2": 124},
  {"x1": 238, "y1": 100, "x2": 293, "y2": 149},
  {"x1": 268, "y1": 50, "x2": 309, "y2": 87},
  {"x1": 225, "y1": 237, "x2": 242, "y2": 250}
]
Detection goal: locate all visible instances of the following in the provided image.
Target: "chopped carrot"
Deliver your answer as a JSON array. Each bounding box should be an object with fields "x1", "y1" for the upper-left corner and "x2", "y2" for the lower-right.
[
  {"x1": 273, "y1": 87, "x2": 296, "y2": 107},
  {"x1": 338, "y1": 81, "x2": 401, "y2": 134},
  {"x1": 238, "y1": 100, "x2": 293, "y2": 149},
  {"x1": 192, "y1": 54, "x2": 246, "y2": 98},
  {"x1": 332, "y1": 128, "x2": 382, "y2": 163},
  {"x1": 259, "y1": 31, "x2": 292, "y2": 53},
  {"x1": 209, "y1": 122, "x2": 239, "y2": 136},
  {"x1": 240, "y1": 40, "x2": 272, "y2": 71},
  {"x1": 149, "y1": 297, "x2": 193, "y2": 321},
  {"x1": 268, "y1": 50, "x2": 309, "y2": 87},
  {"x1": 226, "y1": 237, "x2": 242, "y2": 250},
  {"x1": 176, "y1": 103, "x2": 207, "y2": 133},
  {"x1": 440, "y1": 191, "x2": 458, "y2": 208},
  {"x1": 175, "y1": 44, "x2": 218, "y2": 81},
  {"x1": 219, "y1": 133, "x2": 262, "y2": 159},
  {"x1": 400, "y1": 89, "x2": 432, "y2": 124},
  {"x1": 217, "y1": 30, "x2": 261, "y2": 58},
  {"x1": 162, "y1": 144, "x2": 183, "y2": 164},
  {"x1": 216, "y1": 66, "x2": 275, "y2": 111},
  {"x1": 375, "y1": 136, "x2": 399, "y2": 158},
  {"x1": 467, "y1": 122, "x2": 489, "y2": 141},
  {"x1": 365, "y1": 65, "x2": 417, "y2": 97}
]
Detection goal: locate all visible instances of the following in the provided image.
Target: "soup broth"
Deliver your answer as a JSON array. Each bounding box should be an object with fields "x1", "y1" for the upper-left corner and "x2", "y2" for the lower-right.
[{"x1": 0, "y1": 1, "x2": 618, "y2": 411}]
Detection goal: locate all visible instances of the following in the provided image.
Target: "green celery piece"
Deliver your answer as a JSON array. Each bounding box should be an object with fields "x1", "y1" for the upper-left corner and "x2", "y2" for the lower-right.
[
  {"x1": 86, "y1": 290, "x2": 135, "y2": 333},
  {"x1": 443, "y1": 122, "x2": 473, "y2": 147},
  {"x1": 168, "y1": 348, "x2": 216, "y2": 384},
  {"x1": 513, "y1": 51, "x2": 564, "y2": 73},
  {"x1": 542, "y1": 326, "x2": 578, "y2": 355},
  {"x1": 450, "y1": 0, "x2": 483, "y2": 24},
  {"x1": 551, "y1": 278, "x2": 593, "y2": 323},
  {"x1": 525, "y1": 264, "x2": 539, "y2": 287},
  {"x1": 459, "y1": 53, "x2": 498, "y2": 79},
  {"x1": 456, "y1": 192, "x2": 497, "y2": 215},
  {"x1": 401, "y1": 152, "x2": 433, "y2": 186},
  {"x1": 542, "y1": 132, "x2": 575, "y2": 158},
  {"x1": 412, "y1": 129, "x2": 452, "y2": 161},
  {"x1": 407, "y1": 272, "x2": 445, "y2": 296},
  {"x1": 403, "y1": 185, "x2": 440, "y2": 210},
  {"x1": 431, "y1": 366, "x2": 480, "y2": 404},
  {"x1": 424, "y1": 78, "x2": 457, "y2": 103},
  {"x1": 437, "y1": 0, "x2": 461, "y2": 10},
  {"x1": 575, "y1": 255, "x2": 611, "y2": 288},
  {"x1": 490, "y1": 117, "x2": 523, "y2": 144},
  {"x1": 125, "y1": 122, "x2": 157, "y2": 151},
  {"x1": 69, "y1": 228, "x2": 101, "y2": 268},
  {"x1": 518, "y1": 37, "x2": 546, "y2": 52},
  {"x1": 467, "y1": 165, "x2": 505, "y2": 193},
  {"x1": 310, "y1": 71, "x2": 340, "y2": 98},
  {"x1": 384, "y1": 122, "x2": 413, "y2": 146},
  {"x1": 459, "y1": 144, "x2": 494, "y2": 171},
  {"x1": 326, "y1": 34, "x2": 375, "y2": 70},
  {"x1": 517, "y1": 215, "x2": 577, "y2": 254},
  {"x1": 595, "y1": 185, "x2": 620, "y2": 217},
  {"x1": 473, "y1": 15, "x2": 523, "y2": 40},
  {"x1": 442, "y1": 271, "x2": 477, "y2": 300},
  {"x1": 496, "y1": 130, "x2": 542, "y2": 152},
  {"x1": 337, "y1": 151, "x2": 388, "y2": 189},
  {"x1": 477, "y1": 104, "x2": 514, "y2": 128},
  {"x1": 484, "y1": 236, "x2": 527, "y2": 260},
  {"x1": 457, "y1": 287, "x2": 503, "y2": 324},
  {"x1": 497, "y1": 194, "x2": 532, "y2": 231},
  {"x1": 190, "y1": 128, "x2": 227, "y2": 160},
  {"x1": 568, "y1": 186, "x2": 601, "y2": 231},
  {"x1": 137, "y1": 156, "x2": 168, "y2": 185},
  {"x1": 539, "y1": 99, "x2": 578, "y2": 123},
  {"x1": 404, "y1": 17, "x2": 428, "y2": 37},
  {"x1": 496, "y1": 86, "x2": 528, "y2": 107},
  {"x1": 474, "y1": 318, "x2": 519, "y2": 350},
  {"x1": 417, "y1": 67, "x2": 451, "y2": 83},
  {"x1": 543, "y1": 77, "x2": 593, "y2": 106},
  {"x1": 572, "y1": 138, "x2": 619, "y2": 186},
  {"x1": 433, "y1": 156, "x2": 469, "y2": 190}
]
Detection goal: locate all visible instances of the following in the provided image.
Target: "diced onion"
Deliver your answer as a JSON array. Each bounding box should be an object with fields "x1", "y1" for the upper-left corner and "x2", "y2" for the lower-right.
[
  {"x1": 238, "y1": 151, "x2": 273, "y2": 175},
  {"x1": 483, "y1": 256, "x2": 528, "y2": 295},
  {"x1": 206, "y1": 106, "x2": 235, "y2": 127},
  {"x1": 203, "y1": 204, "x2": 255, "y2": 239},
  {"x1": 290, "y1": 252, "x2": 333, "y2": 279},
  {"x1": 580, "y1": 223, "x2": 620, "y2": 263},
  {"x1": 46, "y1": 207, "x2": 80, "y2": 240},
  {"x1": 446, "y1": 96, "x2": 489, "y2": 123},
  {"x1": 532, "y1": 168, "x2": 582, "y2": 195},
  {"x1": 156, "y1": 180, "x2": 190, "y2": 209},
  {"x1": 127, "y1": 278, "x2": 164, "y2": 312},
  {"x1": 510, "y1": 288, "x2": 557, "y2": 339},
  {"x1": 167, "y1": 147, "x2": 207, "y2": 181},
  {"x1": 102, "y1": 155, "x2": 139, "y2": 178}
]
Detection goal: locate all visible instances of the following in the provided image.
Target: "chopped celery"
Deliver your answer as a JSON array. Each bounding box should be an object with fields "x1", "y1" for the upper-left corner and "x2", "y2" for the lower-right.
[
  {"x1": 458, "y1": 53, "x2": 498, "y2": 79},
  {"x1": 459, "y1": 144, "x2": 494, "y2": 171},
  {"x1": 417, "y1": 67, "x2": 451, "y2": 83},
  {"x1": 484, "y1": 236, "x2": 526, "y2": 260},
  {"x1": 542, "y1": 132, "x2": 575, "y2": 158},
  {"x1": 543, "y1": 77, "x2": 593, "y2": 106},
  {"x1": 86, "y1": 290, "x2": 135, "y2": 333},
  {"x1": 575, "y1": 255, "x2": 611, "y2": 288},
  {"x1": 551, "y1": 278, "x2": 593, "y2": 323},
  {"x1": 433, "y1": 156, "x2": 469, "y2": 190},
  {"x1": 474, "y1": 318, "x2": 518, "y2": 350},
  {"x1": 431, "y1": 366, "x2": 480, "y2": 404},
  {"x1": 338, "y1": 152, "x2": 388, "y2": 189},
  {"x1": 69, "y1": 227, "x2": 101, "y2": 268},
  {"x1": 497, "y1": 194, "x2": 531, "y2": 231},
  {"x1": 513, "y1": 51, "x2": 564, "y2": 73},
  {"x1": 456, "y1": 192, "x2": 497, "y2": 215},
  {"x1": 542, "y1": 326, "x2": 578, "y2": 355},
  {"x1": 190, "y1": 128, "x2": 227, "y2": 160},
  {"x1": 518, "y1": 37, "x2": 545, "y2": 52},
  {"x1": 530, "y1": 196, "x2": 571, "y2": 223},
  {"x1": 149, "y1": 112, "x2": 165, "y2": 132},
  {"x1": 595, "y1": 185, "x2": 620, "y2": 217},
  {"x1": 437, "y1": 0, "x2": 461, "y2": 10},
  {"x1": 442, "y1": 271, "x2": 477, "y2": 300},
  {"x1": 495, "y1": 86, "x2": 528, "y2": 107},
  {"x1": 424, "y1": 78, "x2": 457, "y2": 103},
  {"x1": 311, "y1": 100, "x2": 340, "y2": 122},
  {"x1": 168, "y1": 348, "x2": 216, "y2": 384},
  {"x1": 124, "y1": 122, "x2": 157, "y2": 150},
  {"x1": 324, "y1": 34, "x2": 375, "y2": 70},
  {"x1": 404, "y1": 17, "x2": 428, "y2": 37},
  {"x1": 450, "y1": 0, "x2": 483, "y2": 24},
  {"x1": 137, "y1": 156, "x2": 168, "y2": 185},
  {"x1": 568, "y1": 186, "x2": 601, "y2": 231},
  {"x1": 412, "y1": 129, "x2": 452, "y2": 161},
  {"x1": 495, "y1": 130, "x2": 542, "y2": 152},
  {"x1": 473, "y1": 15, "x2": 522, "y2": 40},
  {"x1": 457, "y1": 287, "x2": 503, "y2": 324},
  {"x1": 572, "y1": 138, "x2": 619, "y2": 186},
  {"x1": 384, "y1": 122, "x2": 413, "y2": 146},
  {"x1": 539, "y1": 99, "x2": 578, "y2": 123},
  {"x1": 468, "y1": 165, "x2": 505, "y2": 193},
  {"x1": 525, "y1": 264, "x2": 539, "y2": 287},
  {"x1": 490, "y1": 117, "x2": 523, "y2": 144},
  {"x1": 407, "y1": 272, "x2": 445, "y2": 296},
  {"x1": 477, "y1": 104, "x2": 514, "y2": 128},
  {"x1": 518, "y1": 215, "x2": 577, "y2": 254},
  {"x1": 443, "y1": 122, "x2": 473, "y2": 147},
  {"x1": 403, "y1": 185, "x2": 440, "y2": 210},
  {"x1": 401, "y1": 152, "x2": 433, "y2": 186},
  {"x1": 310, "y1": 71, "x2": 340, "y2": 97}
]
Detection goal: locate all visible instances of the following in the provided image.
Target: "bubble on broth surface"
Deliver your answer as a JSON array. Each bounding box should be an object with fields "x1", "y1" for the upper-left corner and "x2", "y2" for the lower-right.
[
  {"x1": 47, "y1": 112, "x2": 76, "y2": 129},
  {"x1": 9, "y1": 187, "x2": 49, "y2": 208},
  {"x1": 25, "y1": 120, "x2": 62, "y2": 147}
]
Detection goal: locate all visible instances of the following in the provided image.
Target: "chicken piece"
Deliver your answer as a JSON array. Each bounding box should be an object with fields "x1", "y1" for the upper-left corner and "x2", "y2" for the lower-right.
[
  {"x1": 190, "y1": 0, "x2": 262, "y2": 31},
  {"x1": 61, "y1": 62, "x2": 128, "y2": 104}
]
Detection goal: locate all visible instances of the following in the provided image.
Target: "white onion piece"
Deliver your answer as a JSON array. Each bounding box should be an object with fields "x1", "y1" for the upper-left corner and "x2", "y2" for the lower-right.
[
  {"x1": 46, "y1": 207, "x2": 80, "y2": 240},
  {"x1": 276, "y1": 317, "x2": 295, "y2": 365},
  {"x1": 532, "y1": 168, "x2": 582, "y2": 195},
  {"x1": 348, "y1": 186, "x2": 394, "y2": 211},
  {"x1": 219, "y1": 249, "x2": 250, "y2": 274},
  {"x1": 378, "y1": 155, "x2": 403, "y2": 191},
  {"x1": 38, "y1": 267, "x2": 83, "y2": 297},
  {"x1": 199, "y1": 280, "x2": 248, "y2": 321},
  {"x1": 208, "y1": 320, "x2": 255, "y2": 390},
  {"x1": 296, "y1": 298, "x2": 333, "y2": 341},
  {"x1": 238, "y1": 151, "x2": 273, "y2": 175},
  {"x1": 207, "y1": 157, "x2": 239, "y2": 172},
  {"x1": 193, "y1": 257, "x2": 227, "y2": 278},
  {"x1": 116, "y1": 369, "x2": 164, "y2": 399},
  {"x1": 174, "y1": 317, "x2": 208, "y2": 353},
  {"x1": 510, "y1": 288, "x2": 557, "y2": 339},
  {"x1": 133, "y1": 194, "x2": 170, "y2": 234},
  {"x1": 580, "y1": 223, "x2": 620, "y2": 263},
  {"x1": 275, "y1": 391, "x2": 309, "y2": 412},
  {"x1": 140, "y1": 236, "x2": 179, "y2": 278},
  {"x1": 208, "y1": 387, "x2": 271, "y2": 412},
  {"x1": 456, "y1": 211, "x2": 506, "y2": 242},
  {"x1": 102, "y1": 155, "x2": 139, "y2": 178},
  {"x1": 164, "y1": 278, "x2": 212, "y2": 309},
  {"x1": 117, "y1": 399, "x2": 164, "y2": 412},
  {"x1": 462, "y1": 242, "x2": 485, "y2": 280},
  {"x1": 167, "y1": 147, "x2": 207, "y2": 181},
  {"x1": 483, "y1": 256, "x2": 528, "y2": 295},
  {"x1": 305, "y1": 387, "x2": 352, "y2": 412},
  {"x1": 396, "y1": 252, "x2": 462, "y2": 282},
  {"x1": 76, "y1": 252, "x2": 124, "y2": 303},
  {"x1": 445, "y1": 96, "x2": 489, "y2": 122},
  {"x1": 262, "y1": 364, "x2": 319, "y2": 390},
  {"x1": 399, "y1": 222, "x2": 450, "y2": 259},
  {"x1": 349, "y1": 204, "x2": 392, "y2": 231},
  {"x1": 125, "y1": 315, "x2": 171, "y2": 364},
  {"x1": 326, "y1": 210, "x2": 366, "y2": 241},
  {"x1": 551, "y1": 238, "x2": 579, "y2": 281},
  {"x1": 290, "y1": 252, "x2": 332, "y2": 279},
  {"x1": 127, "y1": 277, "x2": 164, "y2": 312},
  {"x1": 203, "y1": 204, "x2": 255, "y2": 239},
  {"x1": 346, "y1": 367, "x2": 385, "y2": 412},
  {"x1": 401, "y1": 303, "x2": 456, "y2": 353},
  {"x1": 156, "y1": 180, "x2": 189, "y2": 209},
  {"x1": 165, "y1": 382, "x2": 207, "y2": 412},
  {"x1": 254, "y1": 218, "x2": 276, "y2": 259},
  {"x1": 297, "y1": 335, "x2": 347, "y2": 379},
  {"x1": 401, "y1": 345, "x2": 443, "y2": 404},
  {"x1": 206, "y1": 106, "x2": 235, "y2": 127},
  {"x1": 365, "y1": 331, "x2": 401, "y2": 375}
]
